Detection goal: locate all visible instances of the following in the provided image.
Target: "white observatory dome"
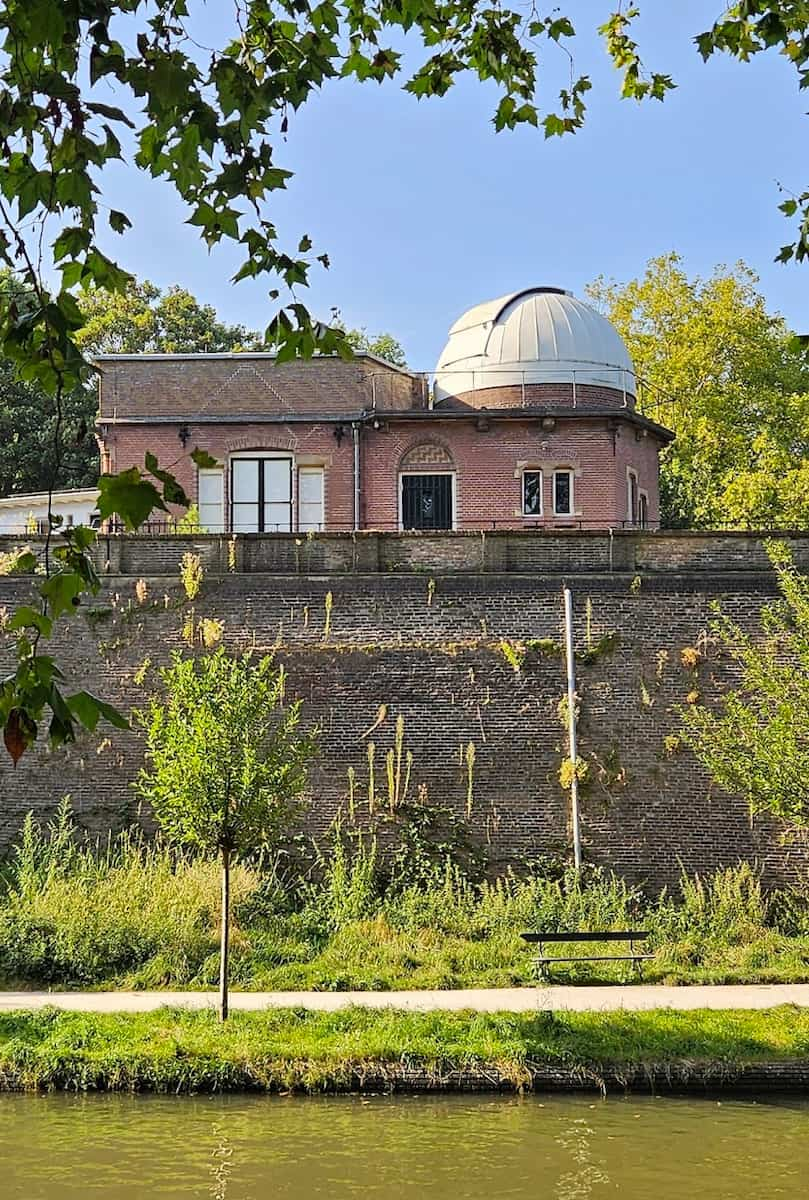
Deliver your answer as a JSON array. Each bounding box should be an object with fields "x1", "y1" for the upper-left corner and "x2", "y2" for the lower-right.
[{"x1": 433, "y1": 287, "x2": 636, "y2": 404}]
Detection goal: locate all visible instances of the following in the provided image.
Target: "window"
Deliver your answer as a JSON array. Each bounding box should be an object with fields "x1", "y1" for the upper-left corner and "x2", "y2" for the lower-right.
[
  {"x1": 553, "y1": 469, "x2": 574, "y2": 517},
  {"x1": 638, "y1": 491, "x2": 649, "y2": 529},
  {"x1": 400, "y1": 473, "x2": 454, "y2": 530},
  {"x1": 522, "y1": 470, "x2": 542, "y2": 516},
  {"x1": 298, "y1": 466, "x2": 325, "y2": 532},
  {"x1": 198, "y1": 467, "x2": 225, "y2": 532},
  {"x1": 627, "y1": 470, "x2": 639, "y2": 526},
  {"x1": 231, "y1": 456, "x2": 293, "y2": 533}
]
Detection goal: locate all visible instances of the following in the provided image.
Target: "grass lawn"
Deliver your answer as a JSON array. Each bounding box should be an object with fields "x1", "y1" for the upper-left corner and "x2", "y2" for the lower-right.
[{"x1": 2, "y1": 1006, "x2": 809, "y2": 1093}]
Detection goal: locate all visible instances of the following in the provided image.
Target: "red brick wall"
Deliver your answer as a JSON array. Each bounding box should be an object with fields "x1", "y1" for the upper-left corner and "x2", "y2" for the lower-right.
[
  {"x1": 105, "y1": 421, "x2": 357, "y2": 530},
  {"x1": 98, "y1": 359, "x2": 665, "y2": 531},
  {"x1": 362, "y1": 417, "x2": 661, "y2": 530},
  {"x1": 104, "y1": 414, "x2": 662, "y2": 531},
  {"x1": 97, "y1": 354, "x2": 423, "y2": 419}
]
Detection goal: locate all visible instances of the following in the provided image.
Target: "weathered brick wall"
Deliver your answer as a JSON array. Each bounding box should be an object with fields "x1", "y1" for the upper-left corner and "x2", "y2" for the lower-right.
[
  {"x1": 0, "y1": 530, "x2": 806, "y2": 891},
  {"x1": 97, "y1": 353, "x2": 422, "y2": 420}
]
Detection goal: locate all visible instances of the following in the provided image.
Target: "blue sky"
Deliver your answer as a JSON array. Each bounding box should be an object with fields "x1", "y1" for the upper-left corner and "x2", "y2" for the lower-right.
[{"x1": 98, "y1": 2, "x2": 807, "y2": 367}]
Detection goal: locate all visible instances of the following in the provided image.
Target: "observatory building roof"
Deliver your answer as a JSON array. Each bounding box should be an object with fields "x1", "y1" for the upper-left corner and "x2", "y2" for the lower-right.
[{"x1": 434, "y1": 287, "x2": 636, "y2": 403}]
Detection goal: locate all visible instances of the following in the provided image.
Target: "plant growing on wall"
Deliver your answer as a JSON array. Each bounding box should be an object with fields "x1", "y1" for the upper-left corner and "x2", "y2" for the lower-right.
[
  {"x1": 180, "y1": 552, "x2": 203, "y2": 601},
  {"x1": 682, "y1": 544, "x2": 809, "y2": 830},
  {"x1": 136, "y1": 648, "x2": 315, "y2": 1020}
]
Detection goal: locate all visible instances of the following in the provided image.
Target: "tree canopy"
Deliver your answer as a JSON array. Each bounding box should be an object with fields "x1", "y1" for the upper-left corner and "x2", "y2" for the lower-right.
[
  {"x1": 0, "y1": 1, "x2": 807, "y2": 762},
  {"x1": 0, "y1": 277, "x2": 267, "y2": 494},
  {"x1": 588, "y1": 255, "x2": 809, "y2": 530},
  {"x1": 77, "y1": 280, "x2": 263, "y2": 356},
  {"x1": 332, "y1": 314, "x2": 407, "y2": 368}
]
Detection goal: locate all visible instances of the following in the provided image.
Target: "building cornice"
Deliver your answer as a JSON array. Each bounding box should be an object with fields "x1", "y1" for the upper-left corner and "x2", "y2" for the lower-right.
[{"x1": 96, "y1": 405, "x2": 674, "y2": 443}]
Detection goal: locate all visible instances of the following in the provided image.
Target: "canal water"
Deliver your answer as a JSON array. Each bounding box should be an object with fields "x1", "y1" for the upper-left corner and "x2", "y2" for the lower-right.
[{"x1": 2, "y1": 1092, "x2": 806, "y2": 1197}]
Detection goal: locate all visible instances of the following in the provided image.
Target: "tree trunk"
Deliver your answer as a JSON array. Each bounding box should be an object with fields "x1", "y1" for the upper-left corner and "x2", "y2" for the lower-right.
[{"x1": 219, "y1": 846, "x2": 230, "y2": 1023}]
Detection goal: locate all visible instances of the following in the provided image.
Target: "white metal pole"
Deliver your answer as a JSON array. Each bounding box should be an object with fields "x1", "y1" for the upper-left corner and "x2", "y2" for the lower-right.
[{"x1": 563, "y1": 586, "x2": 582, "y2": 870}]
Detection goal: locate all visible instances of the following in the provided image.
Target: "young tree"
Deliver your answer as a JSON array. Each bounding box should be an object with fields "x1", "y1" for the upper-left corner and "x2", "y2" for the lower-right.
[
  {"x1": 137, "y1": 649, "x2": 315, "y2": 1020},
  {"x1": 588, "y1": 256, "x2": 809, "y2": 529},
  {"x1": 682, "y1": 543, "x2": 809, "y2": 830}
]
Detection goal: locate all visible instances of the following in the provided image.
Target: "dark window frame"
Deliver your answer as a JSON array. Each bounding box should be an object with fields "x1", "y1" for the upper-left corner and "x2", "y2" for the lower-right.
[
  {"x1": 521, "y1": 469, "x2": 543, "y2": 517},
  {"x1": 230, "y1": 455, "x2": 293, "y2": 533},
  {"x1": 399, "y1": 470, "x2": 455, "y2": 531},
  {"x1": 553, "y1": 468, "x2": 574, "y2": 517}
]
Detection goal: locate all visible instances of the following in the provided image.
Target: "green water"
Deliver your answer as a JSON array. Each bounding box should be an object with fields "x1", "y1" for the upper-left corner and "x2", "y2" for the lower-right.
[{"x1": 2, "y1": 1092, "x2": 807, "y2": 1198}]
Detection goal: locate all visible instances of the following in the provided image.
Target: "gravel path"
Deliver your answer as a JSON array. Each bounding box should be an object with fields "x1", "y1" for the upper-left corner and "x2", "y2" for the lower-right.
[{"x1": 2, "y1": 984, "x2": 809, "y2": 1013}]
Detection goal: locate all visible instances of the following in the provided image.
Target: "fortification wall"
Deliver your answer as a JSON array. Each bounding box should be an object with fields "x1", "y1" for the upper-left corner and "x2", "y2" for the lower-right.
[{"x1": 0, "y1": 529, "x2": 806, "y2": 890}]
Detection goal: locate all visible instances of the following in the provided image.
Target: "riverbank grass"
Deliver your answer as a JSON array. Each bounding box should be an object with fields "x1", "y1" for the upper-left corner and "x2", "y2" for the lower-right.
[{"x1": 2, "y1": 1006, "x2": 809, "y2": 1093}]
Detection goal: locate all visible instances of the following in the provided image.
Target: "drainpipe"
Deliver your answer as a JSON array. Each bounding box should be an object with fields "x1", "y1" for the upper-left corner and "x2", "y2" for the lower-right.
[
  {"x1": 352, "y1": 422, "x2": 361, "y2": 531},
  {"x1": 563, "y1": 586, "x2": 583, "y2": 871}
]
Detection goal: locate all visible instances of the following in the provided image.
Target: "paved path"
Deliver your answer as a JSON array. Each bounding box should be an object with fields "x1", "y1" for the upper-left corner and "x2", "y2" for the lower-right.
[{"x1": 2, "y1": 984, "x2": 809, "y2": 1014}]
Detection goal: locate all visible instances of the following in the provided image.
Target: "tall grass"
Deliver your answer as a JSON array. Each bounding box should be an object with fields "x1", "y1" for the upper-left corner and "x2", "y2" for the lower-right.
[
  {"x1": 2, "y1": 803, "x2": 809, "y2": 990},
  {"x1": 0, "y1": 801, "x2": 258, "y2": 987}
]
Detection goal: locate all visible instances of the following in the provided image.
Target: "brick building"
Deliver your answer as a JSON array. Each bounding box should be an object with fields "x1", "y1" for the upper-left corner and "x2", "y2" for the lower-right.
[{"x1": 95, "y1": 287, "x2": 673, "y2": 533}]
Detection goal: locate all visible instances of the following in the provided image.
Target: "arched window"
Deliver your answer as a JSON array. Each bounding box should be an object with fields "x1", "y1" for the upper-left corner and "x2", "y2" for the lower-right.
[{"x1": 399, "y1": 442, "x2": 455, "y2": 530}]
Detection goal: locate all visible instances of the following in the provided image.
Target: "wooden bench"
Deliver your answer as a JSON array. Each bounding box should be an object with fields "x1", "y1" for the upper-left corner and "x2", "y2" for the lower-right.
[{"x1": 521, "y1": 931, "x2": 652, "y2": 980}]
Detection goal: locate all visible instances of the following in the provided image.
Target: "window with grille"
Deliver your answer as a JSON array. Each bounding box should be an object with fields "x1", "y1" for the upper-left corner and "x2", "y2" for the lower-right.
[{"x1": 400, "y1": 473, "x2": 454, "y2": 530}]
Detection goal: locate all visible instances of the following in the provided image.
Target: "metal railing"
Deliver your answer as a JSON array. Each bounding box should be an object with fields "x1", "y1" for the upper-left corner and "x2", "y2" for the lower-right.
[
  {"x1": 99, "y1": 517, "x2": 663, "y2": 536},
  {"x1": 426, "y1": 364, "x2": 638, "y2": 409}
]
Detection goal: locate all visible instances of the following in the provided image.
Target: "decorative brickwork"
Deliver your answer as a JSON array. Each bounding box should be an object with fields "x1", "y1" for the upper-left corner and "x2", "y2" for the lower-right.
[
  {"x1": 400, "y1": 441, "x2": 455, "y2": 468},
  {"x1": 96, "y1": 353, "x2": 424, "y2": 420},
  {"x1": 0, "y1": 531, "x2": 807, "y2": 891}
]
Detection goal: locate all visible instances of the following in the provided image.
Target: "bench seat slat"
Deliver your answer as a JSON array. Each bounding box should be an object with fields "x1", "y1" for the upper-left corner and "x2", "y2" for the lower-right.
[
  {"x1": 521, "y1": 931, "x2": 649, "y2": 944},
  {"x1": 533, "y1": 954, "x2": 655, "y2": 964}
]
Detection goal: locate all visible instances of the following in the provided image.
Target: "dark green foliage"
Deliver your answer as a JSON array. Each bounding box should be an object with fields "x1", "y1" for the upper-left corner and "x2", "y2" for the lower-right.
[{"x1": 0, "y1": 362, "x2": 96, "y2": 494}]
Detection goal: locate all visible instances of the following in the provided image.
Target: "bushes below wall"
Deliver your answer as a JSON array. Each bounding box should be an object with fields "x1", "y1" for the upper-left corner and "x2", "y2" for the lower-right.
[{"x1": 3, "y1": 806, "x2": 809, "y2": 991}]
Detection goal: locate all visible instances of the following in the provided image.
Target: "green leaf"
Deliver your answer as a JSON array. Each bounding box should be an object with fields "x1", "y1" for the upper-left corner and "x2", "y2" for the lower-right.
[
  {"x1": 108, "y1": 210, "x2": 132, "y2": 234},
  {"x1": 39, "y1": 571, "x2": 83, "y2": 618},
  {"x1": 97, "y1": 469, "x2": 167, "y2": 530},
  {"x1": 144, "y1": 453, "x2": 190, "y2": 508},
  {"x1": 7, "y1": 607, "x2": 53, "y2": 636},
  {"x1": 0, "y1": 551, "x2": 38, "y2": 576},
  {"x1": 67, "y1": 690, "x2": 130, "y2": 733},
  {"x1": 86, "y1": 102, "x2": 136, "y2": 128},
  {"x1": 48, "y1": 684, "x2": 78, "y2": 747},
  {"x1": 190, "y1": 448, "x2": 220, "y2": 469}
]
